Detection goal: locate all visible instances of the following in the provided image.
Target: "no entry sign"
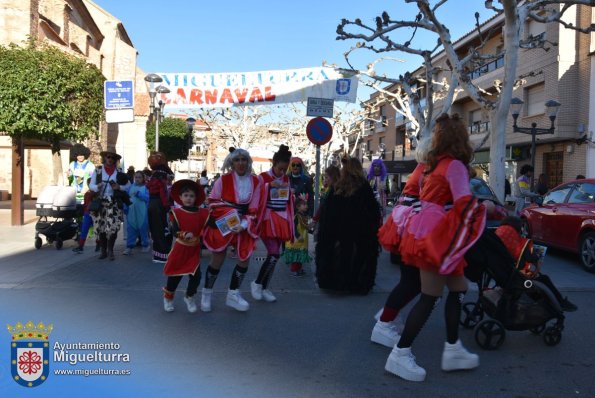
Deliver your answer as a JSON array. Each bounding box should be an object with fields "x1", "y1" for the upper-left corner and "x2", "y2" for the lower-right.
[{"x1": 306, "y1": 117, "x2": 333, "y2": 146}]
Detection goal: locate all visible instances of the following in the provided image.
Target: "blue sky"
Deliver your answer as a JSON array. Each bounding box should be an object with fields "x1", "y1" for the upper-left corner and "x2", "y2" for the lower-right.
[{"x1": 92, "y1": 0, "x2": 496, "y2": 102}]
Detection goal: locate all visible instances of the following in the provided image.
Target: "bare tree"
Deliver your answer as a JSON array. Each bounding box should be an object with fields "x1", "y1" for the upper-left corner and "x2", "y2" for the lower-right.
[{"x1": 337, "y1": 0, "x2": 594, "y2": 201}]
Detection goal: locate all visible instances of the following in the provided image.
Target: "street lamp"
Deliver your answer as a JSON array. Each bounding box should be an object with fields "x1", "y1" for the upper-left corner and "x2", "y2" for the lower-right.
[
  {"x1": 144, "y1": 73, "x2": 171, "y2": 152},
  {"x1": 510, "y1": 97, "x2": 561, "y2": 187}
]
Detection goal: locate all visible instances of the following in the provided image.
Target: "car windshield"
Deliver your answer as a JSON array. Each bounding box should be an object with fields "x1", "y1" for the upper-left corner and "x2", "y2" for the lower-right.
[
  {"x1": 543, "y1": 186, "x2": 572, "y2": 204},
  {"x1": 470, "y1": 179, "x2": 494, "y2": 198},
  {"x1": 568, "y1": 183, "x2": 595, "y2": 204}
]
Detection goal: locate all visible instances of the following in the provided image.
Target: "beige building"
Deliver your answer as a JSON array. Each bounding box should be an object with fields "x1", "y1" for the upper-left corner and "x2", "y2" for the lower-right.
[
  {"x1": 0, "y1": 0, "x2": 146, "y2": 200},
  {"x1": 361, "y1": 4, "x2": 593, "y2": 189}
]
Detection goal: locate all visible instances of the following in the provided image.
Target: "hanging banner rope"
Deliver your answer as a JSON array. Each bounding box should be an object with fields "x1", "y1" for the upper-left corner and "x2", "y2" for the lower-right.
[{"x1": 155, "y1": 67, "x2": 358, "y2": 108}]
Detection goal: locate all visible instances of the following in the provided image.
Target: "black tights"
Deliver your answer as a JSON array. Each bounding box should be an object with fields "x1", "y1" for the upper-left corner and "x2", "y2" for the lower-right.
[
  {"x1": 397, "y1": 291, "x2": 466, "y2": 348},
  {"x1": 385, "y1": 264, "x2": 421, "y2": 312},
  {"x1": 166, "y1": 270, "x2": 201, "y2": 297}
]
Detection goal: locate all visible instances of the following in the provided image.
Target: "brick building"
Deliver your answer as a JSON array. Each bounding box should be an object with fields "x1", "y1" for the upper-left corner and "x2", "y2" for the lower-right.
[
  {"x1": 360, "y1": 4, "x2": 593, "y2": 190},
  {"x1": 0, "y1": 0, "x2": 146, "y2": 200}
]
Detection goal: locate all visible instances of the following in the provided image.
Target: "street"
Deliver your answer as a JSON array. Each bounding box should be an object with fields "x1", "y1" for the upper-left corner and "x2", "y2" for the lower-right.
[{"x1": 0, "y1": 221, "x2": 594, "y2": 397}]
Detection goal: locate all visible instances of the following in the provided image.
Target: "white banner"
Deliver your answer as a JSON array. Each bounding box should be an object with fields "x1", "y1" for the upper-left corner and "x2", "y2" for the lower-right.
[{"x1": 155, "y1": 67, "x2": 358, "y2": 108}]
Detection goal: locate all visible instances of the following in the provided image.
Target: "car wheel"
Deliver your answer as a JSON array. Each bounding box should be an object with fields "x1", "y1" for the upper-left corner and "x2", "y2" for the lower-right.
[
  {"x1": 521, "y1": 218, "x2": 531, "y2": 238},
  {"x1": 579, "y1": 231, "x2": 595, "y2": 273}
]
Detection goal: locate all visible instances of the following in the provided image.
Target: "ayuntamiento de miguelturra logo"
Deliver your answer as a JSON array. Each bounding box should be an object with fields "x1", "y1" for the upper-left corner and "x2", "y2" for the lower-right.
[{"x1": 7, "y1": 321, "x2": 52, "y2": 387}]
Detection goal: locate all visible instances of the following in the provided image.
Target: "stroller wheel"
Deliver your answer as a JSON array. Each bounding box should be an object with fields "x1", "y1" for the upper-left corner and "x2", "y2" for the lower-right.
[
  {"x1": 529, "y1": 324, "x2": 545, "y2": 335},
  {"x1": 543, "y1": 327, "x2": 562, "y2": 346},
  {"x1": 475, "y1": 320, "x2": 505, "y2": 350},
  {"x1": 460, "y1": 302, "x2": 484, "y2": 329},
  {"x1": 34, "y1": 237, "x2": 42, "y2": 250},
  {"x1": 55, "y1": 239, "x2": 63, "y2": 250}
]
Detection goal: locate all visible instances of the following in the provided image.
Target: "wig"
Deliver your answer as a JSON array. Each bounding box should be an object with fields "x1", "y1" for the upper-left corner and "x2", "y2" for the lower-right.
[
  {"x1": 222, "y1": 148, "x2": 253, "y2": 174},
  {"x1": 367, "y1": 159, "x2": 387, "y2": 181},
  {"x1": 288, "y1": 157, "x2": 306, "y2": 177}
]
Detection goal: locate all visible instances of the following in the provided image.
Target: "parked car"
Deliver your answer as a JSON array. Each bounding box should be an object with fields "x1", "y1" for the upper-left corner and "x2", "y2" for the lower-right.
[
  {"x1": 520, "y1": 179, "x2": 595, "y2": 272},
  {"x1": 469, "y1": 177, "x2": 508, "y2": 228}
]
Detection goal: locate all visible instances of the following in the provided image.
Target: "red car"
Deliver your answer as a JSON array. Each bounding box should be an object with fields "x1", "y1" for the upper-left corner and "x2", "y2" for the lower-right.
[{"x1": 520, "y1": 179, "x2": 595, "y2": 272}]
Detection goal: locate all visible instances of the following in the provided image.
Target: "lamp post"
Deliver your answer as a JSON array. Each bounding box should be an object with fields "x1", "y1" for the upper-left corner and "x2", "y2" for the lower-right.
[
  {"x1": 144, "y1": 73, "x2": 171, "y2": 152},
  {"x1": 510, "y1": 97, "x2": 561, "y2": 187},
  {"x1": 186, "y1": 117, "x2": 196, "y2": 179}
]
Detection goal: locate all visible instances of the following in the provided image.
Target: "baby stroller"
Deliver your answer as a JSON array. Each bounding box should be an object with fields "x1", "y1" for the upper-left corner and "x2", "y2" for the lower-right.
[
  {"x1": 34, "y1": 186, "x2": 81, "y2": 250},
  {"x1": 460, "y1": 229, "x2": 565, "y2": 350}
]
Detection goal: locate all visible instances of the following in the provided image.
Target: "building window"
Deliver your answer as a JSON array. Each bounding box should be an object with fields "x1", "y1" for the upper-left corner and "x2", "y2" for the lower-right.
[
  {"x1": 468, "y1": 109, "x2": 490, "y2": 134},
  {"x1": 526, "y1": 83, "x2": 545, "y2": 116}
]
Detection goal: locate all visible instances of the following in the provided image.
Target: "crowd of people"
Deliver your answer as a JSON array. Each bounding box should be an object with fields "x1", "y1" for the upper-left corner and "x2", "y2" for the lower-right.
[{"x1": 64, "y1": 115, "x2": 579, "y2": 383}]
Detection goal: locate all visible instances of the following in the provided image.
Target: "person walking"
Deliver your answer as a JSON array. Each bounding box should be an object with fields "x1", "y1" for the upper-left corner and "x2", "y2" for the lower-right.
[
  {"x1": 72, "y1": 177, "x2": 97, "y2": 254},
  {"x1": 514, "y1": 165, "x2": 540, "y2": 215},
  {"x1": 315, "y1": 156, "x2": 381, "y2": 294},
  {"x1": 367, "y1": 158, "x2": 389, "y2": 216},
  {"x1": 67, "y1": 144, "x2": 95, "y2": 204},
  {"x1": 88, "y1": 151, "x2": 130, "y2": 261},
  {"x1": 124, "y1": 171, "x2": 150, "y2": 255},
  {"x1": 282, "y1": 196, "x2": 312, "y2": 277},
  {"x1": 288, "y1": 157, "x2": 314, "y2": 216},
  {"x1": 200, "y1": 148, "x2": 263, "y2": 312},
  {"x1": 147, "y1": 162, "x2": 174, "y2": 263},
  {"x1": 162, "y1": 180, "x2": 209, "y2": 313},
  {"x1": 251, "y1": 144, "x2": 293, "y2": 303},
  {"x1": 373, "y1": 138, "x2": 431, "y2": 347},
  {"x1": 384, "y1": 114, "x2": 486, "y2": 382}
]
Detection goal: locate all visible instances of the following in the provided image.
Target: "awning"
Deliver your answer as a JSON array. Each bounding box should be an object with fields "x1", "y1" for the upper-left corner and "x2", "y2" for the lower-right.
[{"x1": 384, "y1": 160, "x2": 418, "y2": 174}]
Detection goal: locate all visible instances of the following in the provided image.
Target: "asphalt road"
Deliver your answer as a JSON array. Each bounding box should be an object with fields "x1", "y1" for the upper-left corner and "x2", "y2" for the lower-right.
[{"x1": 0, "y1": 222, "x2": 594, "y2": 398}]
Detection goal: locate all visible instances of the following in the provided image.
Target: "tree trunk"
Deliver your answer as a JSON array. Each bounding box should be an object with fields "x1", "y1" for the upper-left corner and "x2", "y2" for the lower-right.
[
  {"x1": 51, "y1": 150, "x2": 64, "y2": 186},
  {"x1": 489, "y1": 1, "x2": 525, "y2": 203},
  {"x1": 11, "y1": 136, "x2": 24, "y2": 226}
]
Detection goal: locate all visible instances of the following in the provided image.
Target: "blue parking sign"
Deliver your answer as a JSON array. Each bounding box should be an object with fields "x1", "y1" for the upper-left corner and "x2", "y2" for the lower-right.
[{"x1": 104, "y1": 80, "x2": 134, "y2": 109}]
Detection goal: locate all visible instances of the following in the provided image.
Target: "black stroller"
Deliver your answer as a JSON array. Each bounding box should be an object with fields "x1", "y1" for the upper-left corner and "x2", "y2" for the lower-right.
[
  {"x1": 34, "y1": 186, "x2": 81, "y2": 250},
  {"x1": 460, "y1": 229, "x2": 565, "y2": 350}
]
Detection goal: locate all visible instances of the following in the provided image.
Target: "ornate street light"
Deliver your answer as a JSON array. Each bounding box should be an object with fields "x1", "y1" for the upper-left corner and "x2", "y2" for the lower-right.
[
  {"x1": 144, "y1": 73, "x2": 171, "y2": 152},
  {"x1": 510, "y1": 97, "x2": 561, "y2": 187}
]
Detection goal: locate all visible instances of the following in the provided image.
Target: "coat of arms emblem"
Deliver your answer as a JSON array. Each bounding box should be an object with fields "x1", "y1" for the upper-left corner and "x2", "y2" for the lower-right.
[{"x1": 7, "y1": 321, "x2": 53, "y2": 387}]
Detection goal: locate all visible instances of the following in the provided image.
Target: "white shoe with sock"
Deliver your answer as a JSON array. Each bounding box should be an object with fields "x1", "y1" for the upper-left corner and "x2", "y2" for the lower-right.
[
  {"x1": 385, "y1": 346, "x2": 426, "y2": 382},
  {"x1": 250, "y1": 281, "x2": 263, "y2": 300},
  {"x1": 441, "y1": 339, "x2": 479, "y2": 371},
  {"x1": 371, "y1": 320, "x2": 401, "y2": 348},
  {"x1": 226, "y1": 289, "x2": 249, "y2": 312},
  {"x1": 184, "y1": 296, "x2": 197, "y2": 313},
  {"x1": 201, "y1": 288, "x2": 213, "y2": 312},
  {"x1": 262, "y1": 289, "x2": 277, "y2": 302},
  {"x1": 163, "y1": 298, "x2": 174, "y2": 313}
]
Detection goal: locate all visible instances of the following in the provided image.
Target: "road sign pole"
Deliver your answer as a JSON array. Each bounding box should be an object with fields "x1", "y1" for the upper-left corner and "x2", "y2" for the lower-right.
[{"x1": 314, "y1": 145, "x2": 321, "y2": 215}]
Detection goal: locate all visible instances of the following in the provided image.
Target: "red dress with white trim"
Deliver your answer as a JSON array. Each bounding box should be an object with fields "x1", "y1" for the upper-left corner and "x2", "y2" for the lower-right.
[
  {"x1": 399, "y1": 157, "x2": 486, "y2": 276},
  {"x1": 163, "y1": 207, "x2": 209, "y2": 276},
  {"x1": 202, "y1": 172, "x2": 263, "y2": 261},
  {"x1": 258, "y1": 169, "x2": 294, "y2": 242}
]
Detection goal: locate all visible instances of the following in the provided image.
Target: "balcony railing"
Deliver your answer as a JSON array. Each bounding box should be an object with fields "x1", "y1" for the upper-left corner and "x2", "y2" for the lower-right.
[
  {"x1": 468, "y1": 121, "x2": 491, "y2": 135},
  {"x1": 469, "y1": 55, "x2": 504, "y2": 80}
]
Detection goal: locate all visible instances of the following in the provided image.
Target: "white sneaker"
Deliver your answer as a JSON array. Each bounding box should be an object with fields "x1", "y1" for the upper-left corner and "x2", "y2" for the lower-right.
[
  {"x1": 123, "y1": 248, "x2": 132, "y2": 255},
  {"x1": 262, "y1": 289, "x2": 277, "y2": 303},
  {"x1": 441, "y1": 340, "x2": 479, "y2": 371},
  {"x1": 371, "y1": 320, "x2": 401, "y2": 348},
  {"x1": 251, "y1": 281, "x2": 263, "y2": 300},
  {"x1": 226, "y1": 289, "x2": 249, "y2": 312},
  {"x1": 201, "y1": 288, "x2": 213, "y2": 312},
  {"x1": 385, "y1": 346, "x2": 426, "y2": 382},
  {"x1": 184, "y1": 296, "x2": 198, "y2": 313},
  {"x1": 163, "y1": 297, "x2": 174, "y2": 313}
]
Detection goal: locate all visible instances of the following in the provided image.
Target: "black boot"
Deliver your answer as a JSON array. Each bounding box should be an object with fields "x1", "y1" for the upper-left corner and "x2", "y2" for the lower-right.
[
  {"x1": 98, "y1": 233, "x2": 108, "y2": 260},
  {"x1": 107, "y1": 235, "x2": 117, "y2": 261}
]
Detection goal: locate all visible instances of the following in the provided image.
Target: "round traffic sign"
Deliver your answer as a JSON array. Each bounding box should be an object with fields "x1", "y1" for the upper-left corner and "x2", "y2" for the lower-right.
[{"x1": 306, "y1": 117, "x2": 333, "y2": 146}]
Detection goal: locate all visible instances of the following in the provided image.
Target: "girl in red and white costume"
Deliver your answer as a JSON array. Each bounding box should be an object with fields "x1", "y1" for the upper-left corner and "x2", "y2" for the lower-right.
[
  {"x1": 251, "y1": 144, "x2": 294, "y2": 303},
  {"x1": 201, "y1": 148, "x2": 263, "y2": 312},
  {"x1": 385, "y1": 114, "x2": 486, "y2": 382}
]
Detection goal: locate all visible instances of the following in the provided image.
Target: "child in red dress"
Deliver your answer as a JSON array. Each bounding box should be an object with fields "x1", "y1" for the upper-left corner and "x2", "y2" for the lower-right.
[{"x1": 162, "y1": 180, "x2": 209, "y2": 313}]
